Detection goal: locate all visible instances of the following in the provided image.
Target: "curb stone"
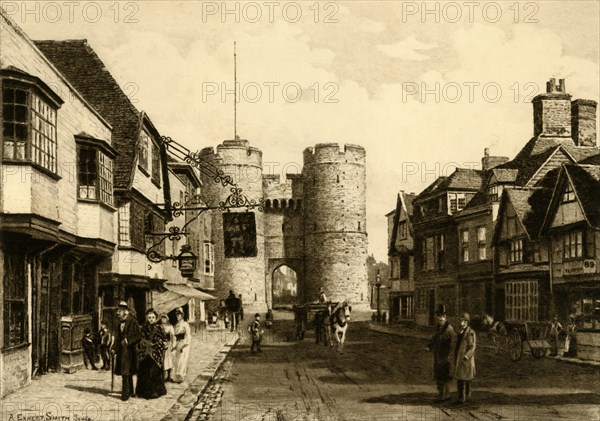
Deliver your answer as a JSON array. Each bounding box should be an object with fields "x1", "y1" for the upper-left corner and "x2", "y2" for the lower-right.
[
  {"x1": 369, "y1": 323, "x2": 600, "y2": 368},
  {"x1": 161, "y1": 332, "x2": 239, "y2": 421}
]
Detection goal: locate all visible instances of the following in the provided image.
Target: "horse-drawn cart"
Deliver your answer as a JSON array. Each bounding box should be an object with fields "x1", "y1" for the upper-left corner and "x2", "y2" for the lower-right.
[
  {"x1": 507, "y1": 321, "x2": 554, "y2": 361},
  {"x1": 293, "y1": 302, "x2": 333, "y2": 340},
  {"x1": 490, "y1": 320, "x2": 553, "y2": 361}
]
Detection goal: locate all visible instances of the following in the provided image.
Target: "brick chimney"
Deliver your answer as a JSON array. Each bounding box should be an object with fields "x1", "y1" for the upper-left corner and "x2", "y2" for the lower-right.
[
  {"x1": 571, "y1": 99, "x2": 598, "y2": 147},
  {"x1": 481, "y1": 148, "x2": 509, "y2": 171},
  {"x1": 532, "y1": 78, "x2": 572, "y2": 138}
]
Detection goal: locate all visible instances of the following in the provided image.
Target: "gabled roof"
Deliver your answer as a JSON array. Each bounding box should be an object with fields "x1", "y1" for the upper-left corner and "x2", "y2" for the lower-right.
[
  {"x1": 493, "y1": 183, "x2": 555, "y2": 243},
  {"x1": 543, "y1": 164, "x2": 600, "y2": 229},
  {"x1": 34, "y1": 39, "x2": 144, "y2": 190},
  {"x1": 495, "y1": 136, "x2": 600, "y2": 187},
  {"x1": 567, "y1": 165, "x2": 600, "y2": 227},
  {"x1": 388, "y1": 191, "x2": 416, "y2": 255}
]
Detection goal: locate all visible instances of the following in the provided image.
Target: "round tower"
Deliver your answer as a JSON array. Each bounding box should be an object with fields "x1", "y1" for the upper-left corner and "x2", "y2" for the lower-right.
[
  {"x1": 302, "y1": 143, "x2": 369, "y2": 312},
  {"x1": 199, "y1": 138, "x2": 267, "y2": 313}
]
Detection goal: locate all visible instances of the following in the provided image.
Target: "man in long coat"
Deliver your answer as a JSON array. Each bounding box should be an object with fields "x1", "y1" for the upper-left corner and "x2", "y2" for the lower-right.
[
  {"x1": 453, "y1": 313, "x2": 476, "y2": 403},
  {"x1": 112, "y1": 301, "x2": 142, "y2": 401},
  {"x1": 426, "y1": 304, "x2": 456, "y2": 402}
]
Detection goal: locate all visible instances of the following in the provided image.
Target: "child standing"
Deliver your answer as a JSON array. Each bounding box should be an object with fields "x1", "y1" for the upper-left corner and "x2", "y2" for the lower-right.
[
  {"x1": 250, "y1": 313, "x2": 263, "y2": 353},
  {"x1": 82, "y1": 328, "x2": 98, "y2": 370},
  {"x1": 98, "y1": 321, "x2": 113, "y2": 370}
]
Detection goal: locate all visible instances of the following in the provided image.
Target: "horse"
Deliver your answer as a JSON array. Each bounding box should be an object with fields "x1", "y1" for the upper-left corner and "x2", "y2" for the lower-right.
[
  {"x1": 483, "y1": 314, "x2": 508, "y2": 355},
  {"x1": 328, "y1": 301, "x2": 352, "y2": 354}
]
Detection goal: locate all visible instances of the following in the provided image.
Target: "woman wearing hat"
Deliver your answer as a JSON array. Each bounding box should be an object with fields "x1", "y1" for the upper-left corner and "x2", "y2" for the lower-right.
[
  {"x1": 160, "y1": 314, "x2": 176, "y2": 382},
  {"x1": 136, "y1": 309, "x2": 168, "y2": 399},
  {"x1": 172, "y1": 307, "x2": 192, "y2": 383},
  {"x1": 452, "y1": 313, "x2": 476, "y2": 404}
]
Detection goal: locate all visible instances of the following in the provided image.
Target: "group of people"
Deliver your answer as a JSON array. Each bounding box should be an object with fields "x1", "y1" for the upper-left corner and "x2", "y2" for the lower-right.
[
  {"x1": 84, "y1": 301, "x2": 193, "y2": 401},
  {"x1": 426, "y1": 305, "x2": 476, "y2": 404}
]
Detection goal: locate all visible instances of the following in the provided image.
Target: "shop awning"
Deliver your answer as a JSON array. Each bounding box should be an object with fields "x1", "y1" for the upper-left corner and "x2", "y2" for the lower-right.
[{"x1": 152, "y1": 284, "x2": 216, "y2": 315}]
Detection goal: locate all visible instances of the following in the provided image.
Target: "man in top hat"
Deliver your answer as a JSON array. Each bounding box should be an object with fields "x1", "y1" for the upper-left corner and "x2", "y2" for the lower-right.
[
  {"x1": 453, "y1": 313, "x2": 476, "y2": 404},
  {"x1": 111, "y1": 301, "x2": 141, "y2": 401},
  {"x1": 426, "y1": 304, "x2": 456, "y2": 402}
]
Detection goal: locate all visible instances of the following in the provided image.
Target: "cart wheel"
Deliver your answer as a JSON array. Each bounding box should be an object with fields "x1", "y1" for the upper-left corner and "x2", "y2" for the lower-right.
[
  {"x1": 508, "y1": 329, "x2": 522, "y2": 361},
  {"x1": 531, "y1": 348, "x2": 545, "y2": 359}
]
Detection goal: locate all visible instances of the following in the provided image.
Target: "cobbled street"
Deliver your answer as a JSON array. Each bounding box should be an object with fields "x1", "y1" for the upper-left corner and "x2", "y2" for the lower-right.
[{"x1": 194, "y1": 315, "x2": 600, "y2": 421}]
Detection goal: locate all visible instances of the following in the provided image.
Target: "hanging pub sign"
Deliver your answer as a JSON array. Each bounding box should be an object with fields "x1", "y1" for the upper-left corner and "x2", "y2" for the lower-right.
[{"x1": 223, "y1": 212, "x2": 257, "y2": 258}]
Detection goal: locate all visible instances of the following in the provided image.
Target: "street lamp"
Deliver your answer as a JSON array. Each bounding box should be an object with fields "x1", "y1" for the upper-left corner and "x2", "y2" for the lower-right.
[
  {"x1": 375, "y1": 269, "x2": 382, "y2": 323},
  {"x1": 177, "y1": 245, "x2": 197, "y2": 278}
]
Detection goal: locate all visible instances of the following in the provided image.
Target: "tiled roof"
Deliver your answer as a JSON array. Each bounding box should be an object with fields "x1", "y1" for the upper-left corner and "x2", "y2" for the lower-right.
[
  {"x1": 491, "y1": 168, "x2": 518, "y2": 183},
  {"x1": 34, "y1": 39, "x2": 142, "y2": 190},
  {"x1": 495, "y1": 134, "x2": 600, "y2": 186},
  {"x1": 416, "y1": 168, "x2": 484, "y2": 201},
  {"x1": 565, "y1": 164, "x2": 600, "y2": 227},
  {"x1": 505, "y1": 186, "x2": 554, "y2": 239}
]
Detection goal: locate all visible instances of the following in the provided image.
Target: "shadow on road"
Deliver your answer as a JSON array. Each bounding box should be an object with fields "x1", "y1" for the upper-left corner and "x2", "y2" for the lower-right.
[{"x1": 364, "y1": 390, "x2": 600, "y2": 407}]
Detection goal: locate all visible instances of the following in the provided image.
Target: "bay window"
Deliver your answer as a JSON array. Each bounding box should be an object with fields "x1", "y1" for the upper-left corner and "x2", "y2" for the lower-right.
[
  {"x1": 2, "y1": 70, "x2": 63, "y2": 175},
  {"x1": 76, "y1": 135, "x2": 116, "y2": 206}
]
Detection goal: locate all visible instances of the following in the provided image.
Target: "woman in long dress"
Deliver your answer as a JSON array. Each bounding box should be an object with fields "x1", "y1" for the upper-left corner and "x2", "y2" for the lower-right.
[
  {"x1": 136, "y1": 309, "x2": 167, "y2": 399},
  {"x1": 160, "y1": 314, "x2": 175, "y2": 382},
  {"x1": 172, "y1": 307, "x2": 192, "y2": 383}
]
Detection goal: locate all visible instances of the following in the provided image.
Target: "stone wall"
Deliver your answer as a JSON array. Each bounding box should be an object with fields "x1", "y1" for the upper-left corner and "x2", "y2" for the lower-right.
[
  {"x1": 199, "y1": 139, "x2": 267, "y2": 313},
  {"x1": 302, "y1": 143, "x2": 368, "y2": 309}
]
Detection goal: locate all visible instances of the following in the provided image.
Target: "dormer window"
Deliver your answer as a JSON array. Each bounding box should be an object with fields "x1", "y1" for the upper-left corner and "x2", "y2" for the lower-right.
[
  {"x1": 488, "y1": 185, "x2": 502, "y2": 202},
  {"x1": 448, "y1": 193, "x2": 466, "y2": 213},
  {"x1": 2, "y1": 69, "x2": 63, "y2": 176},
  {"x1": 562, "y1": 182, "x2": 575, "y2": 203},
  {"x1": 398, "y1": 221, "x2": 407, "y2": 239},
  {"x1": 138, "y1": 130, "x2": 161, "y2": 186},
  {"x1": 138, "y1": 131, "x2": 149, "y2": 170}
]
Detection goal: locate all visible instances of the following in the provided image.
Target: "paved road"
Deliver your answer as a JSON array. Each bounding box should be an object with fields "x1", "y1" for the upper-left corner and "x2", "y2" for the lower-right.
[{"x1": 202, "y1": 318, "x2": 600, "y2": 421}]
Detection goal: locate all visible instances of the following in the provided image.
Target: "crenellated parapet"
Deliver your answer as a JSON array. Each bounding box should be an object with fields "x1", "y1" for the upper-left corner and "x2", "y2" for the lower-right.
[{"x1": 303, "y1": 143, "x2": 366, "y2": 165}]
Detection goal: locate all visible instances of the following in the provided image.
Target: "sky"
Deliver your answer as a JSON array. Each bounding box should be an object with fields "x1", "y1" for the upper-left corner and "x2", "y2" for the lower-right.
[{"x1": 6, "y1": 0, "x2": 600, "y2": 262}]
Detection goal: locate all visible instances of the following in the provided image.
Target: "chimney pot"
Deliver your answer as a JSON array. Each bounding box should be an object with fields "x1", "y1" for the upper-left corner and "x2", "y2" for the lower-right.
[
  {"x1": 559, "y1": 79, "x2": 566, "y2": 92},
  {"x1": 484, "y1": 147, "x2": 490, "y2": 157}
]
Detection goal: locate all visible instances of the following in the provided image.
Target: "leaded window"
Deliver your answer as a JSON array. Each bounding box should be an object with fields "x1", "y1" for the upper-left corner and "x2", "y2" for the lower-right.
[{"x1": 3, "y1": 84, "x2": 58, "y2": 173}]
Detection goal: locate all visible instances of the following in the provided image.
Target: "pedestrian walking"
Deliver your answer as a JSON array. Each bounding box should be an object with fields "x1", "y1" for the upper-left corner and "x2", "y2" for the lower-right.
[
  {"x1": 82, "y1": 328, "x2": 98, "y2": 370},
  {"x1": 425, "y1": 304, "x2": 456, "y2": 402},
  {"x1": 453, "y1": 313, "x2": 476, "y2": 404},
  {"x1": 98, "y1": 320, "x2": 114, "y2": 371},
  {"x1": 172, "y1": 307, "x2": 192, "y2": 383},
  {"x1": 225, "y1": 290, "x2": 241, "y2": 332},
  {"x1": 160, "y1": 314, "x2": 175, "y2": 381},
  {"x1": 549, "y1": 314, "x2": 563, "y2": 356},
  {"x1": 250, "y1": 313, "x2": 263, "y2": 353},
  {"x1": 111, "y1": 301, "x2": 142, "y2": 401},
  {"x1": 136, "y1": 309, "x2": 167, "y2": 399}
]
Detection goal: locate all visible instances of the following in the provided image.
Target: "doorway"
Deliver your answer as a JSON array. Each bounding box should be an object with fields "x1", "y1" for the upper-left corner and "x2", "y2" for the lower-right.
[{"x1": 271, "y1": 265, "x2": 298, "y2": 307}]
